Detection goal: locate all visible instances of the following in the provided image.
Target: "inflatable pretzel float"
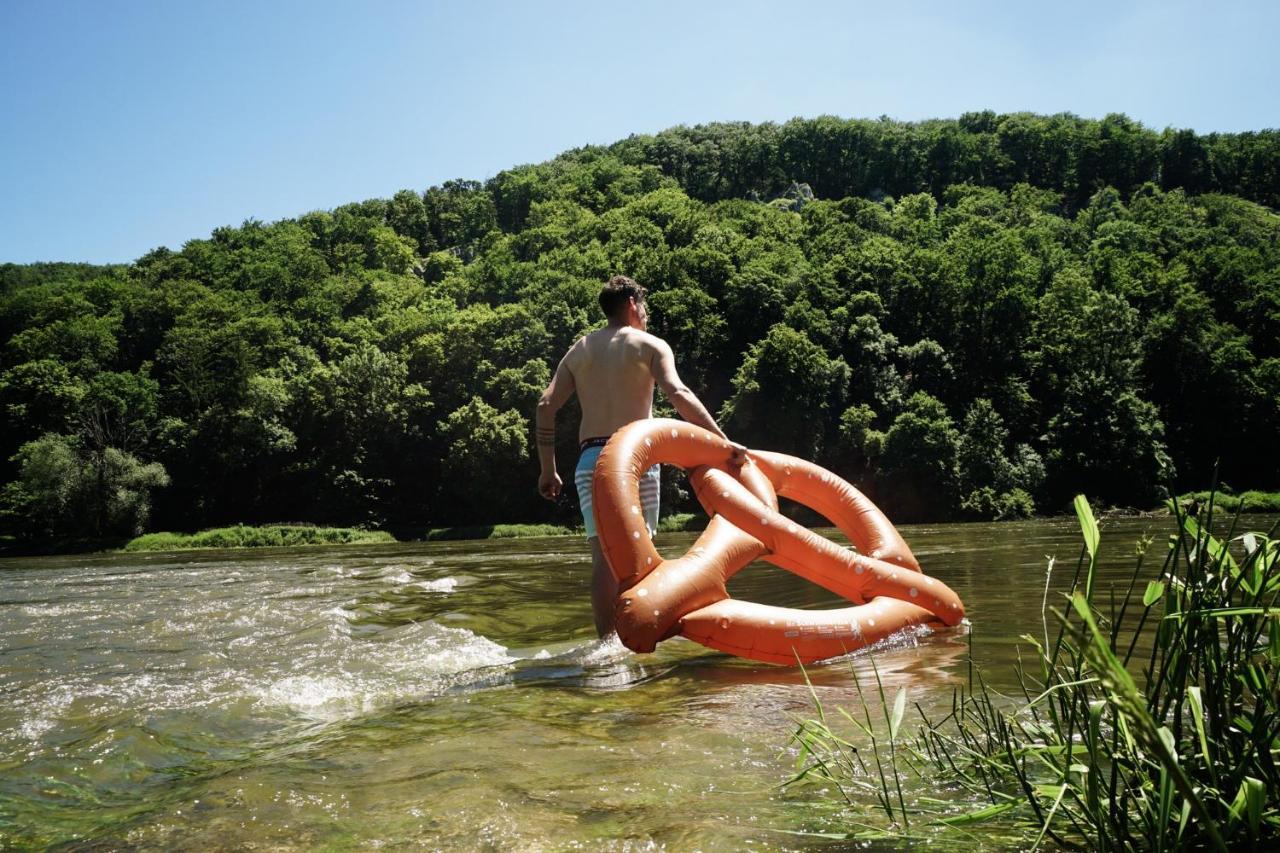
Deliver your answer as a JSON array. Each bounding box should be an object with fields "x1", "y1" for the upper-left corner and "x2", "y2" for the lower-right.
[{"x1": 592, "y1": 419, "x2": 965, "y2": 664}]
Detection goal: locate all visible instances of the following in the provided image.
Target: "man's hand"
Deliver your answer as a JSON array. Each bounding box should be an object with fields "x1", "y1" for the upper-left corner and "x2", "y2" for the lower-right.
[{"x1": 538, "y1": 470, "x2": 562, "y2": 501}]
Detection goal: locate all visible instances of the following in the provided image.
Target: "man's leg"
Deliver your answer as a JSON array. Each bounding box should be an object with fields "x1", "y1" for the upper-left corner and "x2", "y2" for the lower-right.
[{"x1": 589, "y1": 537, "x2": 617, "y2": 637}]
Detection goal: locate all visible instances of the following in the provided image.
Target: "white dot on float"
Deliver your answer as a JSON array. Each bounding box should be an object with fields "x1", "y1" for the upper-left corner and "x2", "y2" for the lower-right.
[
  {"x1": 855, "y1": 566, "x2": 864, "y2": 574},
  {"x1": 787, "y1": 525, "x2": 797, "y2": 534},
  {"x1": 653, "y1": 609, "x2": 660, "y2": 617},
  {"x1": 645, "y1": 438, "x2": 652, "y2": 447},
  {"x1": 868, "y1": 619, "x2": 876, "y2": 627},
  {"x1": 646, "y1": 557, "x2": 653, "y2": 565},
  {"x1": 761, "y1": 518, "x2": 769, "y2": 526},
  {"x1": 670, "y1": 429, "x2": 677, "y2": 438},
  {"x1": 637, "y1": 588, "x2": 648, "y2": 598},
  {"x1": 631, "y1": 506, "x2": 640, "y2": 514},
  {"x1": 633, "y1": 531, "x2": 640, "y2": 539},
  {"x1": 909, "y1": 587, "x2": 918, "y2": 598}
]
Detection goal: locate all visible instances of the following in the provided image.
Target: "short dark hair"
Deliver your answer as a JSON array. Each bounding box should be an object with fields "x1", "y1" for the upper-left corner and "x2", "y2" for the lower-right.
[{"x1": 599, "y1": 275, "x2": 647, "y2": 319}]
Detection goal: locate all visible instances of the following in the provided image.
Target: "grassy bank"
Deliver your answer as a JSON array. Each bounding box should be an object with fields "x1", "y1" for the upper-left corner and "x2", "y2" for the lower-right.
[
  {"x1": 788, "y1": 493, "x2": 1280, "y2": 848},
  {"x1": 422, "y1": 523, "x2": 574, "y2": 541},
  {"x1": 123, "y1": 525, "x2": 396, "y2": 552},
  {"x1": 1174, "y1": 489, "x2": 1280, "y2": 514}
]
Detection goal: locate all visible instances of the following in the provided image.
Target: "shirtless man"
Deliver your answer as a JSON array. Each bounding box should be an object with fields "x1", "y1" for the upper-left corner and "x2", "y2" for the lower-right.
[{"x1": 535, "y1": 275, "x2": 739, "y2": 637}]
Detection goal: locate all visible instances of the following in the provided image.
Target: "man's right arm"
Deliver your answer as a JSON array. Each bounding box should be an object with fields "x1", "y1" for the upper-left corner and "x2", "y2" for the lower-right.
[
  {"x1": 648, "y1": 336, "x2": 729, "y2": 441},
  {"x1": 535, "y1": 351, "x2": 576, "y2": 500}
]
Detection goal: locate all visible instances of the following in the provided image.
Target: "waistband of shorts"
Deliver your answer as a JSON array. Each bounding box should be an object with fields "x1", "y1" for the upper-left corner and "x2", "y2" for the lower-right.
[{"x1": 578, "y1": 437, "x2": 610, "y2": 452}]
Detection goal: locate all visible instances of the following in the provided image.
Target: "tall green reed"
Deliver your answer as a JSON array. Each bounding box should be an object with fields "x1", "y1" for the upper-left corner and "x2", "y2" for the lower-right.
[{"x1": 787, "y1": 491, "x2": 1280, "y2": 849}]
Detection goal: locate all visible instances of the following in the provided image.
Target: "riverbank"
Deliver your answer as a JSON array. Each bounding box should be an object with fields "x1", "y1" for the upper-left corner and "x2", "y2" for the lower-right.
[
  {"x1": 6, "y1": 490, "x2": 1277, "y2": 557},
  {"x1": 421, "y1": 523, "x2": 575, "y2": 541},
  {"x1": 127, "y1": 522, "x2": 582, "y2": 550},
  {"x1": 1172, "y1": 489, "x2": 1280, "y2": 514},
  {"x1": 123, "y1": 525, "x2": 397, "y2": 551}
]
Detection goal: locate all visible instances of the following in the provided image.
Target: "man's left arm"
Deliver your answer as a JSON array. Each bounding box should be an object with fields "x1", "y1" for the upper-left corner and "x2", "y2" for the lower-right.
[
  {"x1": 535, "y1": 356, "x2": 576, "y2": 500},
  {"x1": 649, "y1": 336, "x2": 748, "y2": 466}
]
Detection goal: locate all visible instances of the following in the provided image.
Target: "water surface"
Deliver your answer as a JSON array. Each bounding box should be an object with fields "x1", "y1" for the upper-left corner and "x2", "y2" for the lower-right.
[{"x1": 1, "y1": 515, "x2": 1261, "y2": 849}]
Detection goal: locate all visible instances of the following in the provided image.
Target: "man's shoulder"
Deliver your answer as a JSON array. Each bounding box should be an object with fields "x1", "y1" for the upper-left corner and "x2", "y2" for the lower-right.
[
  {"x1": 622, "y1": 327, "x2": 668, "y2": 349},
  {"x1": 563, "y1": 330, "x2": 597, "y2": 356},
  {"x1": 631, "y1": 328, "x2": 671, "y2": 357}
]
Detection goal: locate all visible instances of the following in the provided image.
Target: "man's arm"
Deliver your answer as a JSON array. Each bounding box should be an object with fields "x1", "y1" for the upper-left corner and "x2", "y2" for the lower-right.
[
  {"x1": 535, "y1": 353, "x2": 576, "y2": 500},
  {"x1": 648, "y1": 336, "x2": 730, "y2": 440}
]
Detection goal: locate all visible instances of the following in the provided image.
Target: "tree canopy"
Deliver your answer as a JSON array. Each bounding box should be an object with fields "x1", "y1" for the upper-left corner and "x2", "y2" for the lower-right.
[{"x1": 3, "y1": 113, "x2": 1278, "y2": 536}]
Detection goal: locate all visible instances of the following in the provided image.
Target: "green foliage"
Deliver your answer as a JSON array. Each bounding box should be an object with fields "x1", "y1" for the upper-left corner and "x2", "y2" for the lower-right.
[
  {"x1": 2, "y1": 114, "x2": 1278, "y2": 538},
  {"x1": 956, "y1": 399, "x2": 1043, "y2": 519},
  {"x1": 123, "y1": 524, "x2": 395, "y2": 551},
  {"x1": 878, "y1": 393, "x2": 960, "y2": 521},
  {"x1": 959, "y1": 485, "x2": 1036, "y2": 520},
  {"x1": 721, "y1": 324, "x2": 850, "y2": 460},
  {"x1": 422, "y1": 523, "x2": 572, "y2": 541},
  {"x1": 657, "y1": 512, "x2": 707, "y2": 532},
  {"x1": 788, "y1": 494, "x2": 1280, "y2": 849},
  {"x1": 438, "y1": 396, "x2": 531, "y2": 523},
  {"x1": 1044, "y1": 375, "x2": 1174, "y2": 509},
  {"x1": 1176, "y1": 490, "x2": 1280, "y2": 514},
  {"x1": 3, "y1": 433, "x2": 169, "y2": 539}
]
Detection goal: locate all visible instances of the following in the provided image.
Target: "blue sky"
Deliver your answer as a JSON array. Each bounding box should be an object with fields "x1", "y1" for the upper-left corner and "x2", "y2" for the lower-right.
[{"x1": 2, "y1": 0, "x2": 1276, "y2": 264}]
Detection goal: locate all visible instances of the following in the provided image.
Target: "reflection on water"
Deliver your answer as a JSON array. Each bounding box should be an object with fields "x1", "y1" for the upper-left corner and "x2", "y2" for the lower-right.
[{"x1": 1, "y1": 516, "x2": 1268, "y2": 848}]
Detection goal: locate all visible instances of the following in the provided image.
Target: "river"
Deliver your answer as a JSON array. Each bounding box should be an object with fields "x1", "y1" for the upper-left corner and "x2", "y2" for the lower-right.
[{"x1": 1, "y1": 514, "x2": 1265, "y2": 849}]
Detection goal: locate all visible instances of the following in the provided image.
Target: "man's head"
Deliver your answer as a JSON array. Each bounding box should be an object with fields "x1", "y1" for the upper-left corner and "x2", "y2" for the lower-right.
[{"x1": 599, "y1": 275, "x2": 648, "y2": 329}]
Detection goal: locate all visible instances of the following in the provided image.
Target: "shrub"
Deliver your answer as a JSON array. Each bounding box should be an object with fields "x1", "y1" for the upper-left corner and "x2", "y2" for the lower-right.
[{"x1": 123, "y1": 525, "x2": 395, "y2": 551}]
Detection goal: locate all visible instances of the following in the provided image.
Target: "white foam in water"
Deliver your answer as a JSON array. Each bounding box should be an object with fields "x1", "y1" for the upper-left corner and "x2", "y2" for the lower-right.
[
  {"x1": 257, "y1": 622, "x2": 515, "y2": 720},
  {"x1": 578, "y1": 633, "x2": 631, "y2": 665},
  {"x1": 389, "y1": 622, "x2": 514, "y2": 675},
  {"x1": 261, "y1": 675, "x2": 365, "y2": 713},
  {"x1": 17, "y1": 716, "x2": 56, "y2": 741},
  {"x1": 412, "y1": 577, "x2": 458, "y2": 593}
]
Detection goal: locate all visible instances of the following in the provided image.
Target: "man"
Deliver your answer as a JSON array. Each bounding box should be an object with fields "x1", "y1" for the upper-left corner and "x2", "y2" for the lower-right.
[{"x1": 536, "y1": 275, "x2": 741, "y2": 637}]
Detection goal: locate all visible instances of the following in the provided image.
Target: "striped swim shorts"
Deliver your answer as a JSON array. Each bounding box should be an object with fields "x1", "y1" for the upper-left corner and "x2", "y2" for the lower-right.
[{"x1": 575, "y1": 437, "x2": 660, "y2": 540}]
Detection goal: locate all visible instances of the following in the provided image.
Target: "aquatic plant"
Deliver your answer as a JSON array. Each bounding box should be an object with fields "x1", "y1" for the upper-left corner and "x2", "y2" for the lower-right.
[{"x1": 789, "y1": 491, "x2": 1280, "y2": 849}]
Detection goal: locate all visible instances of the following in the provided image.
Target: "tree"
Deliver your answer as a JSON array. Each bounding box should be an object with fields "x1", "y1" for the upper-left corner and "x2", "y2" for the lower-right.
[
  {"x1": 387, "y1": 189, "x2": 434, "y2": 254},
  {"x1": 2, "y1": 433, "x2": 168, "y2": 539},
  {"x1": 1044, "y1": 376, "x2": 1174, "y2": 510},
  {"x1": 955, "y1": 399, "x2": 1042, "y2": 519},
  {"x1": 438, "y1": 397, "x2": 531, "y2": 523},
  {"x1": 878, "y1": 392, "x2": 960, "y2": 521},
  {"x1": 721, "y1": 324, "x2": 850, "y2": 460}
]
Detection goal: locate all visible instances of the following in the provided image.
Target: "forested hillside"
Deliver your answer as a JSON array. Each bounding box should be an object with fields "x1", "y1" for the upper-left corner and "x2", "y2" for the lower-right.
[{"x1": 3, "y1": 112, "x2": 1278, "y2": 539}]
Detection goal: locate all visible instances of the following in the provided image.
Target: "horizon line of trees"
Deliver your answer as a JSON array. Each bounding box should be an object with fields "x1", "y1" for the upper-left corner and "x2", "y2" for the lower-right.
[{"x1": 2, "y1": 112, "x2": 1278, "y2": 540}]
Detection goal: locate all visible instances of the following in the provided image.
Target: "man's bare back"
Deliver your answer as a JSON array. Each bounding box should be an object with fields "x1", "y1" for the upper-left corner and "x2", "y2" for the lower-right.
[{"x1": 563, "y1": 326, "x2": 659, "y2": 441}]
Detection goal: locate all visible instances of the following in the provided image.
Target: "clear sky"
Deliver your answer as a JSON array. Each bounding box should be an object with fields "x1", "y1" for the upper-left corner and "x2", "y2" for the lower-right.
[{"x1": 2, "y1": 0, "x2": 1276, "y2": 264}]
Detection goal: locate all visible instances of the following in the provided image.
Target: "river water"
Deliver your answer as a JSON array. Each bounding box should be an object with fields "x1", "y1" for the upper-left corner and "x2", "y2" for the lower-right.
[{"x1": 1, "y1": 514, "x2": 1267, "y2": 849}]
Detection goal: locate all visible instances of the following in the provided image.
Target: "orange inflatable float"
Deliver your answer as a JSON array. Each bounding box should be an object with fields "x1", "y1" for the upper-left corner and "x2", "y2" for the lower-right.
[{"x1": 592, "y1": 419, "x2": 965, "y2": 664}]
